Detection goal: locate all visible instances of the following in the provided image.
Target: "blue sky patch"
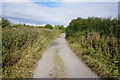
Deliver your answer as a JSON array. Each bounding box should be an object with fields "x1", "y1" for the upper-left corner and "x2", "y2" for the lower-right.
[{"x1": 34, "y1": 2, "x2": 61, "y2": 8}]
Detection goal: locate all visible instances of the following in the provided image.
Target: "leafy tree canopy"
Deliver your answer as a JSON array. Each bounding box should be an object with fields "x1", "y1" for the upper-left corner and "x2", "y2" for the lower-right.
[
  {"x1": 44, "y1": 24, "x2": 53, "y2": 29},
  {"x1": 1, "y1": 18, "x2": 11, "y2": 28}
]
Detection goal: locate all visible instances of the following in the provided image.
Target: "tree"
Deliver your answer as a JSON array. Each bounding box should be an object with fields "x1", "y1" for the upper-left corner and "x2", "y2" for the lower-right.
[
  {"x1": 53, "y1": 25, "x2": 65, "y2": 30},
  {"x1": 44, "y1": 24, "x2": 53, "y2": 29},
  {"x1": 1, "y1": 18, "x2": 11, "y2": 28}
]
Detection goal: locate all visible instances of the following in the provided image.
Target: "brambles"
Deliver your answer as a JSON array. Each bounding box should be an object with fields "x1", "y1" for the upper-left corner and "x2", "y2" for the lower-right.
[{"x1": 66, "y1": 17, "x2": 120, "y2": 79}]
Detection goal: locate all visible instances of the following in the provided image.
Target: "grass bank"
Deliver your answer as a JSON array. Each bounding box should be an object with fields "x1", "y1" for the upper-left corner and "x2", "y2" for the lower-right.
[
  {"x1": 66, "y1": 17, "x2": 120, "y2": 79},
  {"x1": 2, "y1": 27, "x2": 62, "y2": 78},
  {"x1": 67, "y1": 32, "x2": 119, "y2": 79}
]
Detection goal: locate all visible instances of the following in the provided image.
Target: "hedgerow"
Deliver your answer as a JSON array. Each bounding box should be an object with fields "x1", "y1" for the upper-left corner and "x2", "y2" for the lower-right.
[{"x1": 66, "y1": 17, "x2": 120, "y2": 79}]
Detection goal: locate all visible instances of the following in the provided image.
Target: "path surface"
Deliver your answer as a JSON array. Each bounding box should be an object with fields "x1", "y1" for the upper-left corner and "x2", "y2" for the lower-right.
[{"x1": 33, "y1": 33, "x2": 99, "y2": 78}]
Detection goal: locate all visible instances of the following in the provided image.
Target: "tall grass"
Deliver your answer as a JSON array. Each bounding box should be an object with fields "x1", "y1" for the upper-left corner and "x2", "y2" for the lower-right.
[
  {"x1": 68, "y1": 32, "x2": 119, "y2": 78},
  {"x1": 66, "y1": 17, "x2": 120, "y2": 79},
  {"x1": 2, "y1": 27, "x2": 62, "y2": 78}
]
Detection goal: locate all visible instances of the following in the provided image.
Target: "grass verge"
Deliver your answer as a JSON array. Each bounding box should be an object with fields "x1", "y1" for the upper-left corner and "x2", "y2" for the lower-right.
[
  {"x1": 2, "y1": 27, "x2": 62, "y2": 78},
  {"x1": 66, "y1": 32, "x2": 120, "y2": 79},
  {"x1": 50, "y1": 48, "x2": 66, "y2": 78}
]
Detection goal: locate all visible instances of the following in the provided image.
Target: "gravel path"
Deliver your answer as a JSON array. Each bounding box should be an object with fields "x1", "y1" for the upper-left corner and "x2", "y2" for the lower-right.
[{"x1": 33, "y1": 33, "x2": 99, "y2": 78}]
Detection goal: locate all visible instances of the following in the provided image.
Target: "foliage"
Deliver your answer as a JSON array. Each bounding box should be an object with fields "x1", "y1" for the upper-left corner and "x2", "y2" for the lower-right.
[
  {"x1": 66, "y1": 17, "x2": 120, "y2": 79},
  {"x1": 44, "y1": 24, "x2": 53, "y2": 29},
  {"x1": 53, "y1": 25, "x2": 65, "y2": 31},
  {"x1": 2, "y1": 24, "x2": 62, "y2": 78},
  {"x1": 66, "y1": 17, "x2": 120, "y2": 38},
  {"x1": 1, "y1": 18, "x2": 12, "y2": 28}
]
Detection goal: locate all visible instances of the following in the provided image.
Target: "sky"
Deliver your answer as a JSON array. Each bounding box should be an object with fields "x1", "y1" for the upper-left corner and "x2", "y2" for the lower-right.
[{"x1": 1, "y1": 0, "x2": 119, "y2": 26}]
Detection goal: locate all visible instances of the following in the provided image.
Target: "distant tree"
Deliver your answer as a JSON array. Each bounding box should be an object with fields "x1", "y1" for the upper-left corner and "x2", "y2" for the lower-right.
[
  {"x1": 1, "y1": 18, "x2": 11, "y2": 28},
  {"x1": 53, "y1": 25, "x2": 65, "y2": 30},
  {"x1": 38, "y1": 26, "x2": 44, "y2": 28},
  {"x1": 53, "y1": 25, "x2": 59, "y2": 30},
  {"x1": 44, "y1": 24, "x2": 53, "y2": 29},
  {"x1": 58, "y1": 25, "x2": 65, "y2": 30}
]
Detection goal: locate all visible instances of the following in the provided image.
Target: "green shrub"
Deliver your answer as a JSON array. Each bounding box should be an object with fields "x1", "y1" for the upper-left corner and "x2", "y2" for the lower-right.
[
  {"x1": 66, "y1": 17, "x2": 120, "y2": 79},
  {"x1": 1, "y1": 18, "x2": 12, "y2": 28}
]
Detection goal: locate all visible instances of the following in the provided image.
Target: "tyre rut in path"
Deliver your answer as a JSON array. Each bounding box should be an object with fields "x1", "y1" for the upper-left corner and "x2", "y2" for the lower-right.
[{"x1": 33, "y1": 33, "x2": 99, "y2": 78}]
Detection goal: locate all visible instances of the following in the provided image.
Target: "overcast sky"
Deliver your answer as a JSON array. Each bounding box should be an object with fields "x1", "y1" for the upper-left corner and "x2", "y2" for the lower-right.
[{"x1": 2, "y1": 0, "x2": 119, "y2": 26}]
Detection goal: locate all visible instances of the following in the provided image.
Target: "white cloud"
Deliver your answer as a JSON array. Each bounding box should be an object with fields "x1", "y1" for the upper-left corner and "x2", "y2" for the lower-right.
[
  {"x1": 61, "y1": 0, "x2": 119, "y2": 2},
  {"x1": 2, "y1": 2, "x2": 118, "y2": 26},
  {"x1": 2, "y1": 0, "x2": 31, "y2": 2},
  {"x1": 2, "y1": 0, "x2": 120, "y2": 2}
]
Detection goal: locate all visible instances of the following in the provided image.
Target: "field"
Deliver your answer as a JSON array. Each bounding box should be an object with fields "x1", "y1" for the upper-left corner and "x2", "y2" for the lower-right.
[
  {"x1": 66, "y1": 17, "x2": 120, "y2": 79},
  {"x1": 2, "y1": 27, "x2": 62, "y2": 78}
]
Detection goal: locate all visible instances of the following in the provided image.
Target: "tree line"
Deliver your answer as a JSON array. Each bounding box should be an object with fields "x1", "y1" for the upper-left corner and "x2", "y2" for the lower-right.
[{"x1": 1, "y1": 17, "x2": 65, "y2": 31}]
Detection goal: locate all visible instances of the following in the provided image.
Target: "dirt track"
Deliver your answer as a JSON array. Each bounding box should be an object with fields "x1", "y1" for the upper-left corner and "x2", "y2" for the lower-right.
[{"x1": 33, "y1": 33, "x2": 99, "y2": 78}]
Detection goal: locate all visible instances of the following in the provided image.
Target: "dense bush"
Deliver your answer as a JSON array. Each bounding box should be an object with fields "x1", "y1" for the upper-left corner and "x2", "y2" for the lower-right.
[
  {"x1": 66, "y1": 17, "x2": 120, "y2": 78},
  {"x1": 66, "y1": 17, "x2": 120, "y2": 38}
]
